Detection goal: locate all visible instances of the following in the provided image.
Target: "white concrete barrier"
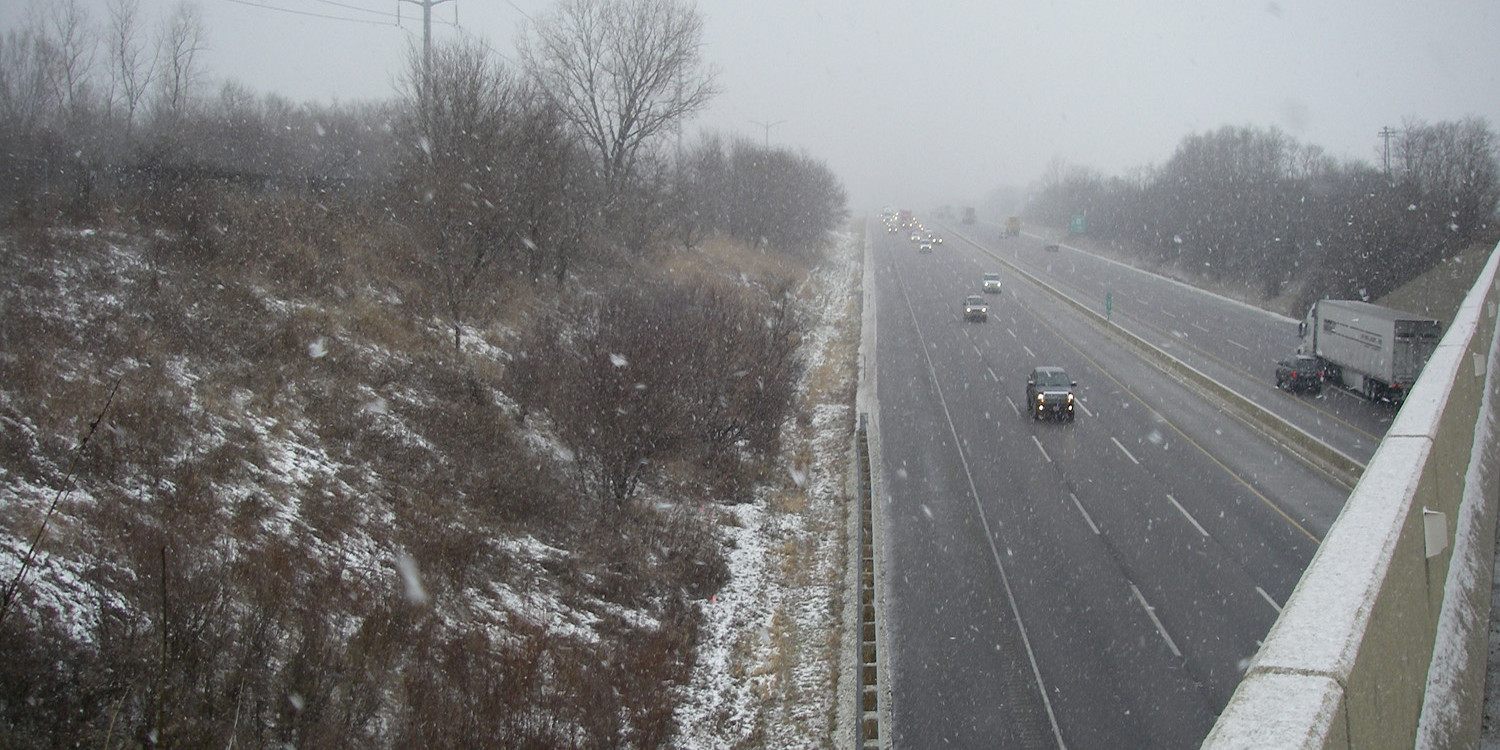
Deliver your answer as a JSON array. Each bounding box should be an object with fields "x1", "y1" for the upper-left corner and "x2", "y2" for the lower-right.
[{"x1": 1202, "y1": 242, "x2": 1500, "y2": 750}]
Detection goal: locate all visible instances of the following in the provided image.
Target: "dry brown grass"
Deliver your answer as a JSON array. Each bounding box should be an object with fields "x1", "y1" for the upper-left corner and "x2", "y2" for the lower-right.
[
  {"x1": 1375, "y1": 240, "x2": 1496, "y2": 323},
  {"x1": 0, "y1": 185, "x2": 731, "y2": 749},
  {"x1": 656, "y1": 233, "x2": 809, "y2": 288}
]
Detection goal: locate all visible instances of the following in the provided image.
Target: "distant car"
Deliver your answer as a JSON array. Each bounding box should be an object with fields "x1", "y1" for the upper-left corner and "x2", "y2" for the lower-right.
[
  {"x1": 963, "y1": 295, "x2": 988, "y2": 322},
  {"x1": 910, "y1": 233, "x2": 922, "y2": 242},
  {"x1": 928, "y1": 234, "x2": 943, "y2": 245},
  {"x1": 1044, "y1": 243, "x2": 1060, "y2": 252},
  {"x1": 1276, "y1": 354, "x2": 1324, "y2": 394},
  {"x1": 918, "y1": 242, "x2": 934, "y2": 254},
  {"x1": 982, "y1": 272, "x2": 1002, "y2": 293},
  {"x1": 1025, "y1": 366, "x2": 1076, "y2": 421}
]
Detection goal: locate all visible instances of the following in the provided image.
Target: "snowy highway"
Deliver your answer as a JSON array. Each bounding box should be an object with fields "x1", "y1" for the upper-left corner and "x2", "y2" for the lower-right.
[
  {"x1": 950, "y1": 219, "x2": 1395, "y2": 468},
  {"x1": 870, "y1": 219, "x2": 1354, "y2": 749}
]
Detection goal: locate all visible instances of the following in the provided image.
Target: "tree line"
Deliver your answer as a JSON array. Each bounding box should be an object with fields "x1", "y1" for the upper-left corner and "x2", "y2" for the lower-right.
[
  {"x1": 0, "y1": 0, "x2": 846, "y2": 281},
  {"x1": 1024, "y1": 120, "x2": 1500, "y2": 311}
]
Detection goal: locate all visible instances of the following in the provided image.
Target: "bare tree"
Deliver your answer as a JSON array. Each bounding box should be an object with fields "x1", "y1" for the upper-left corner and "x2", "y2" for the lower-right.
[
  {"x1": 519, "y1": 0, "x2": 717, "y2": 197},
  {"x1": 394, "y1": 36, "x2": 520, "y2": 350},
  {"x1": 43, "y1": 0, "x2": 97, "y2": 123},
  {"x1": 105, "y1": 0, "x2": 156, "y2": 132},
  {"x1": 154, "y1": 1, "x2": 205, "y2": 122},
  {"x1": 1397, "y1": 117, "x2": 1499, "y2": 242},
  {"x1": 0, "y1": 24, "x2": 59, "y2": 133}
]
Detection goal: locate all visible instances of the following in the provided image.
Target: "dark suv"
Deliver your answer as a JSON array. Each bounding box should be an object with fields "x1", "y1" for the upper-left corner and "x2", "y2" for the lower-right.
[
  {"x1": 1275, "y1": 354, "x2": 1324, "y2": 394},
  {"x1": 963, "y1": 295, "x2": 989, "y2": 322},
  {"x1": 1025, "y1": 366, "x2": 1076, "y2": 421}
]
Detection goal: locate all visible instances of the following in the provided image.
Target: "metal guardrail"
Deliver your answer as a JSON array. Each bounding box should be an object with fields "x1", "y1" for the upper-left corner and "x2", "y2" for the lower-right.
[{"x1": 853, "y1": 411, "x2": 880, "y2": 748}]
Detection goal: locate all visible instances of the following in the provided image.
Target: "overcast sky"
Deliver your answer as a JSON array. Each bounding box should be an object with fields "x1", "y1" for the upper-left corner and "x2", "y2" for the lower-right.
[{"x1": 5, "y1": 0, "x2": 1499, "y2": 213}]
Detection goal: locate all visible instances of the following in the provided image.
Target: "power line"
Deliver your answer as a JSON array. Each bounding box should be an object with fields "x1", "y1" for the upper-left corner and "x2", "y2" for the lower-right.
[
  {"x1": 222, "y1": 0, "x2": 398, "y2": 26},
  {"x1": 501, "y1": 0, "x2": 535, "y2": 23},
  {"x1": 223, "y1": 0, "x2": 458, "y2": 29},
  {"x1": 308, "y1": 0, "x2": 401, "y2": 19}
]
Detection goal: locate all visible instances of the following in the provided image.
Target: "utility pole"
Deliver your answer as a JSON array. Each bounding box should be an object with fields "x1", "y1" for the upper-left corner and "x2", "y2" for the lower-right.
[
  {"x1": 399, "y1": 0, "x2": 455, "y2": 88},
  {"x1": 1378, "y1": 125, "x2": 1399, "y2": 179},
  {"x1": 750, "y1": 118, "x2": 785, "y2": 148}
]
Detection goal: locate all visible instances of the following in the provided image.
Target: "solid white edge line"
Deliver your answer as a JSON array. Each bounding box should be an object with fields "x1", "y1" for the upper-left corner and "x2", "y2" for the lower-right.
[
  {"x1": 1131, "y1": 584, "x2": 1183, "y2": 658},
  {"x1": 1165, "y1": 494, "x2": 1209, "y2": 537},
  {"x1": 1111, "y1": 436, "x2": 1140, "y2": 464}
]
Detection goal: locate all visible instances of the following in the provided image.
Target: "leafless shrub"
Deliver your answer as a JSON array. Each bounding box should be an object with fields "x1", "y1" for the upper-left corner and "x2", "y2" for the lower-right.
[
  {"x1": 668, "y1": 134, "x2": 848, "y2": 260},
  {"x1": 509, "y1": 276, "x2": 803, "y2": 507}
]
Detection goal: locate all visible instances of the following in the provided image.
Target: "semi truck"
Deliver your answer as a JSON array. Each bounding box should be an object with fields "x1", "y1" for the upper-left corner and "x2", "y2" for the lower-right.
[
  {"x1": 1003, "y1": 216, "x2": 1021, "y2": 238},
  {"x1": 1297, "y1": 299, "x2": 1442, "y2": 403}
]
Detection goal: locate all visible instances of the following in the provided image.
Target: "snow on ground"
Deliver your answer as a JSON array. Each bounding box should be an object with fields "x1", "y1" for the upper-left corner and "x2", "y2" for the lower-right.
[
  {"x1": 673, "y1": 229, "x2": 861, "y2": 748},
  {"x1": 0, "y1": 225, "x2": 863, "y2": 745}
]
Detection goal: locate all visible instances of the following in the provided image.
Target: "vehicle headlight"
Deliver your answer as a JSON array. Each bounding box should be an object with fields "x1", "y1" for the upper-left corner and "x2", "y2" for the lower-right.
[{"x1": 1066, "y1": 393, "x2": 1074, "y2": 404}]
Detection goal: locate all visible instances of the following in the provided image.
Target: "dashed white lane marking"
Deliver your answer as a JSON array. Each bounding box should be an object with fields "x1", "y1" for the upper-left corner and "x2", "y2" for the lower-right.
[
  {"x1": 1257, "y1": 587, "x2": 1283, "y2": 614},
  {"x1": 1166, "y1": 494, "x2": 1208, "y2": 537},
  {"x1": 1131, "y1": 584, "x2": 1182, "y2": 658},
  {"x1": 1070, "y1": 493, "x2": 1100, "y2": 534},
  {"x1": 1031, "y1": 436, "x2": 1052, "y2": 463},
  {"x1": 1227, "y1": 338, "x2": 1251, "y2": 351},
  {"x1": 1111, "y1": 436, "x2": 1140, "y2": 465}
]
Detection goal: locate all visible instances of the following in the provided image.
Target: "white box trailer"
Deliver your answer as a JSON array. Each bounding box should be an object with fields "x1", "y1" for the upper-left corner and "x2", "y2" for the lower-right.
[{"x1": 1299, "y1": 299, "x2": 1442, "y2": 402}]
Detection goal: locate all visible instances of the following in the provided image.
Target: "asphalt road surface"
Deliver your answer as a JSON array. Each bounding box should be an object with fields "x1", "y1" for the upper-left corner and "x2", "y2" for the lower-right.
[
  {"x1": 950, "y1": 219, "x2": 1396, "y2": 466},
  {"x1": 872, "y1": 217, "x2": 1355, "y2": 749}
]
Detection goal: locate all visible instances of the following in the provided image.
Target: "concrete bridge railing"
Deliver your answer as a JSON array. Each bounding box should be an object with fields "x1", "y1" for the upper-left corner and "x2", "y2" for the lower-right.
[{"x1": 1201, "y1": 242, "x2": 1500, "y2": 750}]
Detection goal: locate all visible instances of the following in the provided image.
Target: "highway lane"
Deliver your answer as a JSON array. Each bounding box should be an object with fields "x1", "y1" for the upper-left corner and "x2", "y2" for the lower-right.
[
  {"x1": 874, "y1": 218, "x2": 1350, "y2": 749},
  {"x1": 944, "y1": 219, "x2": 1396, "y2": 468}
]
